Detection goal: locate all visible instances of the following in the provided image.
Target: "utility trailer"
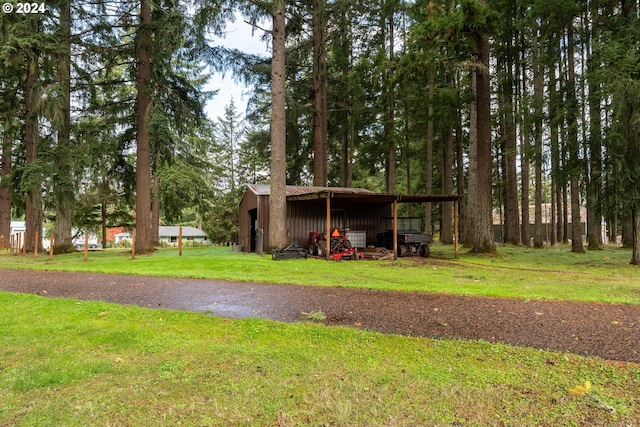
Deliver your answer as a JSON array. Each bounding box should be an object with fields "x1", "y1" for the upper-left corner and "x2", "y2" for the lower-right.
[{"x1": 376, "y1": 217, "x2": 432, "y2": 257}]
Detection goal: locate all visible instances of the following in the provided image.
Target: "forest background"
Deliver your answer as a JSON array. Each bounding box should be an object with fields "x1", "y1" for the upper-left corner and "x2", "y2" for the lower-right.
[{"x1": 1, "y1": 0, "x2": 640, "y2": 264}]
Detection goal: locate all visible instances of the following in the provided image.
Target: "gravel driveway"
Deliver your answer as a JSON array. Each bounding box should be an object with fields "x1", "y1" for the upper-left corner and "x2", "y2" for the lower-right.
[{"x1": 1, "y1": 268, "x2": 639, "y2": 363}]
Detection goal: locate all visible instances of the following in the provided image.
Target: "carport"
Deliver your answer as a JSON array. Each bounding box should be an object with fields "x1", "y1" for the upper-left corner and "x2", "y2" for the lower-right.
[{"x1": 238, "y1": 184, "x2": 462, "y2": 259}]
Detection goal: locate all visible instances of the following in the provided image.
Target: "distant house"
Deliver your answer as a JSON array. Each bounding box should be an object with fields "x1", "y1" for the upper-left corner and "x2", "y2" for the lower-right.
[
  {"x1": 113, "y1": 231, "x2": 132, "y2": 244},
  {"x1": 10, "y1": 221, "x2": 25, "y2": 236},
  {"x1": 112, "y1": 226, "x2": 207, "y2": 246},
  {"x1": 159, "y1": 226, "x2": 207, "y2": 245},
  {"x1": 106, "y1": 227, "x2": 127, "y2": 243}
]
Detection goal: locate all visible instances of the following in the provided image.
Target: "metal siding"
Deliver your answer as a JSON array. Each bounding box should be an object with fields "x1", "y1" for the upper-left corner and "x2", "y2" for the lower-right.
[
  {"x1": 239, "y1": 185, "x2": 395, "y2": 253},
  {"x1": 258, "y1": 195, "x2": 270, "y2": 252},
  {"x1": 287, "y1": 200, "x2": 391, "y2": 248},
  {"x1": 238, "y1": 189, "x2": 258, "y2": 252}
]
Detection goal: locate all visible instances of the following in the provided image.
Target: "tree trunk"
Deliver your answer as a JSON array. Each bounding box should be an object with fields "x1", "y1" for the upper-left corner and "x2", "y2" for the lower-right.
[
  {"x1": 518, "y1": 7, "x2": 530, "y2": 247},
  {"x1": 151, "y1": 175, "x2": 160, "y2": 247},
  {"x1": 520, "y1": 132, "x2": 530, "y2": 247},
  {"x1": 586, "y1": 111, "x2": 602, "y2": 250},
  {"x1": 101, "y1": 179, "x2": 108, "y2": 249},
  {"x1": 339, "y1": 6, "x2": 352, "y2": 188},
  {"x1": 500, "y1": 45, "x2": 519, "y2": 245},
  {"x1": 0, "y1": 135, "x2": 11, "y2": 248},
  {"x1": 622, "y1": 216, "x2": 633, "y2": 248},
  {"x1": 425, "y1": 70, "x2": 434, "y2": 233},
  {"x1": 456, "y1": 103, "x2": 466, "y2": 244},
  {"x1": 135, "y1": 0, "x2": 154, "y2": 254},
  {"x1": 469, "y1": 16, "x2": 495, "y2": 253},
  {"x1": 404, "y1": 99, "x2": 411, "y2": 198},
  {"x1": 567, "y1": 25, "x2": 585, "y2": 254},
  {"x1": 621, "y1": 0, "x2": 639, "y2": 262},
  {"x1": 465, "y1": 70, "x2": 478, "y2": 247},
  {"x1": 533, "y1": 29, "x2": 544, "y2": 249},
  {"x1": 385, "y1": 8, "x2": 396, "y2": 194},
  {"x1": 610, "y1": 213, "x2": 618, "y2": 245},
  {"x1": 269, "y1": 0, "x2": 288, "y2": 251},
  {"x1": 53, "y1": 0, "x2": 75, "y2": 254},
  {"x1": 586, "y1": 10, "x2": 602, "y2": 250},
  {"x1": 25, "y1": 49, "x2": 42, "y2": 254},
  {"x1": 312, "y1": 0, "x2": 327, "y2": 187},
  {"x1": 549, "y1": 65, "x2": 560, "y2": 246},
  {"x1": 631, "y1": 213, "x2": 640, "y2": 264},
  {"x1": 441, "y1": 84, "x2": 454, "y2": 244},
  {"x1": 563, "y1": 184, "x2": 569, "y2": 244}
]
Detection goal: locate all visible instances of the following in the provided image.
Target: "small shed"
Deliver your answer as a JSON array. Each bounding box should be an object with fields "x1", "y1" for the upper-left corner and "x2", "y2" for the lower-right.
[{"x1": 238, "y1": 184, "x2": 461, "y2": 258}]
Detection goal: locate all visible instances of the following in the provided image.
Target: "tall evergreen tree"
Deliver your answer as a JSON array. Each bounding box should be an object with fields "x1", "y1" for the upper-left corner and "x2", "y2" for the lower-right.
[
  {"x1": 23, "y1": 17, "x2": 43, "y2": 253},
  {"x1": 468, "y1": 0, "x2": 494, "y2": 253},
  {"x1": 134, "y1": 0, "x2": 154, "y2": 254},
  {"x1": 52, "y1": 0, "x2": 76, "y2": 254},
  {"x1": 312, "y1": 0, "x2": 328, "y2": 186},
  {"x1": 269, "y1": 0, "x2": 288, "y2": 250}
]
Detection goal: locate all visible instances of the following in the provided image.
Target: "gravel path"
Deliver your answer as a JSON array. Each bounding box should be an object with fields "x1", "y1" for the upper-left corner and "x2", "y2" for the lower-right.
[{"x1": 1, "y1": 268, "x2": 639, "y2": 363}]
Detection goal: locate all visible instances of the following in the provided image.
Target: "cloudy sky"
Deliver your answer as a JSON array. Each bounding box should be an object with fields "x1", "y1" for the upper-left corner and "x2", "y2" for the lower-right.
[{"x1": 204, "y1": 16, "x2": 269, "y2": 122}]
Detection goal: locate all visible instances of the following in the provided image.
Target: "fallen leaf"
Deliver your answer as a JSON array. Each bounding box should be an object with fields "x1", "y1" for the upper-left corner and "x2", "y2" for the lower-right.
[{"x1": 570, "y1": 381, "x2": 592, "y2": 397}]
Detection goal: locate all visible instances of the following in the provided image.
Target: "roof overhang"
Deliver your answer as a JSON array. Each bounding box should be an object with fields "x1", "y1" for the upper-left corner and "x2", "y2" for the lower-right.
[
  {"x1": 287, "y1": 190, "x2": 462, "y2": 204},
  {"x1": 243, "y1": 183, "x2": 462, "y2": 204}
]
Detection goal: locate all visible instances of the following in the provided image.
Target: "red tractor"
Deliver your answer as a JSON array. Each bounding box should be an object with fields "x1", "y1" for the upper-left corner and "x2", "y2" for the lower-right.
[{"x1": 308, "y1": 228, "x2": 363, "y2": 260}]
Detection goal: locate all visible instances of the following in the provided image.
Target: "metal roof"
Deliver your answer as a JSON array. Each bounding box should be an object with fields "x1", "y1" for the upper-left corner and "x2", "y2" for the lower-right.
[
  {"x1": 159, "y1": 226, "x2": 207, "y2": 237},
  {"x1": 245, "y1": 184, "x2": 461, "y2": 203},
  {"x1": 247, "y1": 184, "x2": 375, "y2": 198}
]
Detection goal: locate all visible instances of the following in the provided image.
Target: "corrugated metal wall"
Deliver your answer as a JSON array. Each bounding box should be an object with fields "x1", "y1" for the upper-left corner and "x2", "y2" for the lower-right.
[
  {"x1": 239, "y1": 188, "x2": 393, "y2": 253},
  {"x1": 285, "y1": 200, "x2": 391, "y2": 250},
  {"x1": 238, "y1": 190, "x2": 258, "y2": 251}
]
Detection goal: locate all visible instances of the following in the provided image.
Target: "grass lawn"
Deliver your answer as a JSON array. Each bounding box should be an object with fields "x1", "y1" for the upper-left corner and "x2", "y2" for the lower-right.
[
  {"x1": 1, "y1": 293, "x2": 639, "y2": 426},
  {"x1": 1, "y1": 244, "x2": 640, "y2": 304},
  {"x1": 1, "y1": 244, "x2": 639, "y2": 425}
]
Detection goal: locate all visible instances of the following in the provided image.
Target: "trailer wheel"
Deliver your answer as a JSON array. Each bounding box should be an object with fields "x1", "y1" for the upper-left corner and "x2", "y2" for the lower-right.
[{"x1": 419, "y1": 244, "x2": 430, "y2": 258}]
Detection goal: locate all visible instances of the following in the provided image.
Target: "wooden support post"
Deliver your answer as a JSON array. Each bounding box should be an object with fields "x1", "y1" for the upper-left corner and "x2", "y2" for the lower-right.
[
  {"x1": 393, "y1": 199, "x2": 398, "y2": 260},
  {"x1": 34, "y1": 231, "x2": 39, "y2": 258},
  {"x1": 84, "y1": 231, "x2": 89, "y2": 261},
  {"x1": 325, "y1": 194, "x2": 331, "y2": 261},
  {"x1": 179, "y1": 226, "x2": 183, "y2": 256},
  {"x1": 131, "y1": 229, "x2": 136, "y2": 259},
  {"x1": 454, "y1": 200, "x2": 459, "y2": 259},
  {"x1": 22, "y1": 232, "x2": 26, "y2": 255},
  {"x1": 49, "y1": 233, "x2": 54, "y2": 260}
]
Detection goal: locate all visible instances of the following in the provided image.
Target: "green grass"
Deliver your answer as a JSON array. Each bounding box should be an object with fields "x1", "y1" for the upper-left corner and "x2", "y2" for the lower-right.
[
  {"x1": 2, "y1": 244, "x2": 639, "y2": 425},
  {"x1": 1, "y1": 244, "x2": 640, "y2": 304},
  {"x1": 1, "y1": 292, "x2": 638, "y2": 426}
]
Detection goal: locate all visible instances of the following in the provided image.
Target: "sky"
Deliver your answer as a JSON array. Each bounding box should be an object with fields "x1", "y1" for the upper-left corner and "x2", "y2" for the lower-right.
[{"x1": 204, "y1": 16, "x2": 269, "y2": 122}]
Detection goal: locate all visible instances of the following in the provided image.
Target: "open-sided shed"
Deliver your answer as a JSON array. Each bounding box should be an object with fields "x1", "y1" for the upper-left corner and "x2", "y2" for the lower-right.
[{"x1": 238, "y1": 184, "x2": 462, "y2": 259}]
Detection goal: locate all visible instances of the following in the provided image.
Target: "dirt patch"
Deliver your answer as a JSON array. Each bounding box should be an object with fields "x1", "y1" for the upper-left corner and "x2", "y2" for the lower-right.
[{"x1": 1, "y1": 268, "x2": 639, "y2": 363}]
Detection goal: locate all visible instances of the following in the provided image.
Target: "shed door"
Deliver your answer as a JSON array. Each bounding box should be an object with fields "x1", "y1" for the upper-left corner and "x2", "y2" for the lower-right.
[{"x1": 249, "y1": 208, "x2": 258, "y2": 252}]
